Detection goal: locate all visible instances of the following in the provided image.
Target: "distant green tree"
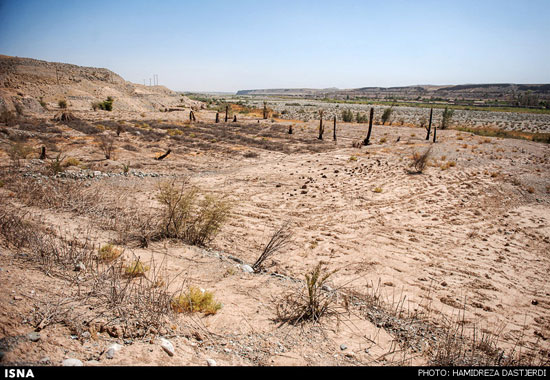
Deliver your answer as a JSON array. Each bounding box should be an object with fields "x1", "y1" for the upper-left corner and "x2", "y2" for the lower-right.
[
  {"x1": 381, "y1": 107, "x2": 393, "y2": 125},
  {"x1": 341, "y1": 109, "x2": 354, "y2": 122},
  {"x1": 441, "y1": 107, "x2": 454, "y2": 129}
]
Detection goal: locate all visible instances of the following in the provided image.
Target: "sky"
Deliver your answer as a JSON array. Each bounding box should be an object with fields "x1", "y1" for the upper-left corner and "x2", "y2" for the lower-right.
[{"x1": 1, "y1": 0, "x2": 549, "y2": 92}]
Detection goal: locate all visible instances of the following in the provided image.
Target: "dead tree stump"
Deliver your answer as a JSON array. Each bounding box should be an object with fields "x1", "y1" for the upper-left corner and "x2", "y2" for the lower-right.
[
  {"x1": 215, "y1": 112, "x2": 219, "y2": 123},
  {"x1": 363, "y1": 108, "x2": 374, "y2": 145},
  {"x1": 225, "y1": 105, "x2": 229, "y2": 122},
  {"x1": 190, "y1": 110, "x2": 196, "y2": 122},
  {"x1": 425, "y1": 108, "x2": 433, "y2": 140},
  {"x1": 39, "y1": 146, "x2": 46, "y2": 160},
  {"x1": 318, "y1": 110, "x2": 324, "y2": 140},
  {"x1": 333, "y1": 116, "x2": 337, "y2": 141}
]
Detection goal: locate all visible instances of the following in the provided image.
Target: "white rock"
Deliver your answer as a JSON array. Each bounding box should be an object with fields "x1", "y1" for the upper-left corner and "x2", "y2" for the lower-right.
[
  {"x1": 241, "y1": 264, "x2": 254, "y2": 273},
  {"x1": 62, "y1": 358, "x2": 83, "y2": 366},
  {"x1": 206, "y1": 359, "x2": 217, "y2": 366},
  {"x1": 106, "y1": 343, "x2": 123, "y2": 359},
  {"x1": 159, "y1": 337, "x2": 174, "y2": 357}
]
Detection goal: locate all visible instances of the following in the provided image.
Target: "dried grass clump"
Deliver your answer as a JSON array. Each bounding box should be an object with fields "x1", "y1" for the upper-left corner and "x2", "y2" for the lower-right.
[
  {"x1": 156, "y1": 180, "x2": 231, "y2": 246},
  {"x1": 8, "y1": 142, "x2": 33, "y2": 166},
  {"x1": 124, "y1": 259, "x2": 150, "y2": 278},
  {"x1": 63, "y1": 157, "x2": 81, "y2": 168},
  {"x1": 99, "y1": 244, "x2": 123, "y2": 263},
  {"x1": 276, "y1": 262, "x2": 339, "y2": 325},
  {"x1": 52, "y1": 111, "x2": 75, "y2": 122},
  {"x1": 171, "y1": 287, "x2": 222, "y2": 315}
]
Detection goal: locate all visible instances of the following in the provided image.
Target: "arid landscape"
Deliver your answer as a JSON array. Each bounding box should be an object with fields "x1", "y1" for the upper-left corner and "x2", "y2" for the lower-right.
[{"x1": 0, "y1": 55, "x2": 549, "y2": 367}]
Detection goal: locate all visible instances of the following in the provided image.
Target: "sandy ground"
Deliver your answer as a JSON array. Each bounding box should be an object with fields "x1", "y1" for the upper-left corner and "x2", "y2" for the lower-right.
[{"x1": 0, "y1": 108, "x2": 549, "y2": 366}]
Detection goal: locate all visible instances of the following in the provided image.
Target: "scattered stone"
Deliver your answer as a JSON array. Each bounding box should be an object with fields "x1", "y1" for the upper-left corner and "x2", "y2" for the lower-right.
[
  {"x1": 106, "y1": 343, "x2": 123, "y2": 359},
  {"x1": 62, "y1": 358, "x2": 83, "y2": 367},
  {"x1": 159, "y1": 337, "x2": 174, "y2": 357},
  {"x1": 532, "y1": 299, "x2": 539, "y2": 306},
  {"x1": 241, "y1": 264, "x2": 254, "y2": 273},
  {"x1": 340, "y1": 344, "x2": 348, "y2": 351},
  {"x1": 38, "y1": 356, "x2": 50, "y2": 365},
  {"x1": 27, "y1": 332, "x2": 41, "y2": 342},
  {"x1": 206, "y1": 358, "x2": 217, "y2": 366}
]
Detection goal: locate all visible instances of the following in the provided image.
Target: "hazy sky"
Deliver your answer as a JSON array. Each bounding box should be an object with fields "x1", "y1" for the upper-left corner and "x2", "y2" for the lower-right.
[{"x1": 1, "y1": 0, "x2": 549, "y2": 92}]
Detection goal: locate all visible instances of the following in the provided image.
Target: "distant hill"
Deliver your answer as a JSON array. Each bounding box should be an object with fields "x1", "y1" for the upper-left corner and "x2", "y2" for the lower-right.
[
  {"x1": 0, "y1": 55, "x2": 200, "y2": 115},
  {"x1": 236, "y1": 84, "x2": 550, "y2": 106}
]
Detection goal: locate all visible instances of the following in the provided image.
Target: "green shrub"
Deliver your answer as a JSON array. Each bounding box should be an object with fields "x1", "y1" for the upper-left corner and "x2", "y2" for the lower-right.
[
  {"x1": 341, "y1": 109, "x2": 354, "y2": 122},
  {"x1": 381, "y1": 107, "x2": 393, "y2": 125},
  {"x1": 93, "y1": 97, "x2": 114, "y2": 111}
]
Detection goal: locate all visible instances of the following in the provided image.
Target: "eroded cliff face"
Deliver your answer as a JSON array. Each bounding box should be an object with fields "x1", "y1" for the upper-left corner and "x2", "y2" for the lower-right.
[{"x1": 0, "y1": 55, "x2": 197, "y2": 114}]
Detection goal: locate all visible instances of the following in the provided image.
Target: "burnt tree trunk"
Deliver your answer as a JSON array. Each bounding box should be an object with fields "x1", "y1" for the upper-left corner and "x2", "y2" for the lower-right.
[
  {"x1": 225, "y1": 105, "x2": 229, "y2": 122},
  {"x1": 233, "y1": 115, "x2": 237, "y2": 122},
  {"x1": 363, "y1": 107, "x2": 374, "y2": 145},
  {"x1": 156, "y1": 149, "x2": 171, "y2": 161},
  {"x1": 318, "y1": 110, "x2": 324, "y2": 140},
  {"x1": 39, "y1": 146, "x2": 46, "y2": 160},
  {"x1": 425, "y1": 108, "x2": 433, "y2": 140},
  {"x1": 263, "y1": 102, "x2": 268, "y2": 120},
  {"x1": 289, "y1": 125, "x2": 293, "y2": 134},
  {"x1": 433, "y1": 125, "x2": 437, "y2": 143},
  {"x1": 333, "y1": 116, "x2": 337, "y2": 141},
  {"x1": 190, "y1": 110, "x2": 196, "y2": 122},
  {"x1": 215, "y1": 112, "x2": 219, "y2": 123}
]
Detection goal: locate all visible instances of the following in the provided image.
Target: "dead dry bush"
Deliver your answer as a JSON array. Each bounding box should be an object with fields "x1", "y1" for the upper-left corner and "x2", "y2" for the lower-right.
[
  {"x1": 96, "y1": 134, "x2": 116, "y2": 159},
  {"x1": 252, "y1": 221, "x2": 292, "y2": 273},
  {"x1": 156, "y1": 180, "x2": 232, "y2": 246},
  {"x1": 408, "y1": 146, "x2": 432, "y2": 174}
]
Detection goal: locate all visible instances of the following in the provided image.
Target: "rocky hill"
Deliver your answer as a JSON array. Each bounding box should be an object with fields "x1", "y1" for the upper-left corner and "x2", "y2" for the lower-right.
[{"x1": 0, "y1": 55, "x2": 199, "y2": 115}]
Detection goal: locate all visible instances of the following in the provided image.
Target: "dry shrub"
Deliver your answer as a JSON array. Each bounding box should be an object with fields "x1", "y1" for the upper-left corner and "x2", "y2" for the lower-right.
[
  {"x1": 253, "y1": 221, "x2": 292, "y2": 272},
  {"x1": 171, "y1": 287, "x2": 222, "y2": 315},
  {"x1": 48, "y1": 153, "x2": 66, "y2": 175},
  {"x1": 1, "y1": 110, "x2": 18, "y2": 126},
  {"x1": 156, "y1": 180, "x2": 231, "y2": 246},
  {"x1": 96, "y1": 135, "x2": 116, "y2": 159},
  {"x1": 409, "y1": 146, "x2": 432, "y2": 174},
  {"x1": 8, "y1": 142, "x2": 34, "y2": 166},
  {"x1": 276, "y1": 262, "x2": 339, "y2": 325},
  {"x1": 52, "y1": 111, "x2": 75, "y2": 123},
  {"x1": 99, "y1": 244, "x2": 123, "y2": 263}
]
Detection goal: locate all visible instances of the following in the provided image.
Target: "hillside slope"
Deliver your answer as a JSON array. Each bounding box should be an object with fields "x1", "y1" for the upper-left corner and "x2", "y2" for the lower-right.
[{"x1": 0, "y1": 55, "x2": 199, "y2": 114}]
